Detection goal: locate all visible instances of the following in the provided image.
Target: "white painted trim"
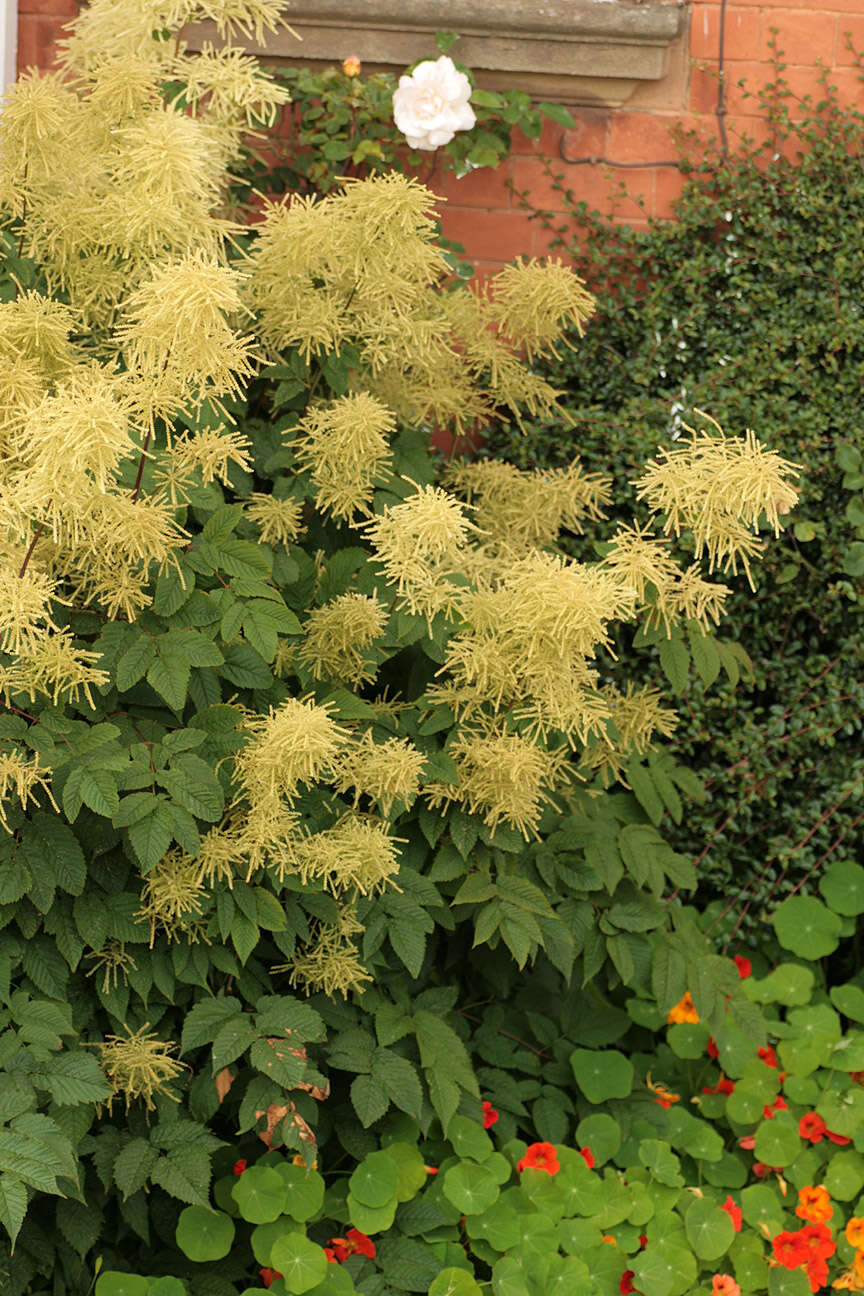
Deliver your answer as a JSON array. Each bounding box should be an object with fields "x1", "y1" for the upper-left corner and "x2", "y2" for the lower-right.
[{"x1": 2, "y1": 0, "x2": 17, "y2": 95}]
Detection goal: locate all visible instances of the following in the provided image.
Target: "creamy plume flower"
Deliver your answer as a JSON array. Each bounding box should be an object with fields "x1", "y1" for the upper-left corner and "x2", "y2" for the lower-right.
[
  {"x1": 246, "y1": 493, "x2": 305, "y2": 546},
  {"x1": 234, "y1": 696, "x2": 350, "y2": 807},
  {"x1": 292, "y1": 393, "x2": 395, "y2": 522},
  {"x1": 0, "y1": 748, "x2": 57, "y2": 833},
  {"x1": 298, "y1": 594, "x2": 388, "y2": 686},
  {"x1": 334, "y1": 731, "x2": 427, "y2": 817},
  {"x1": 280, "y1": 908, "x2": 373, "y2": 999},
  {"x1": 292, "y1": 815, "x2": 403, "y2": 896},
  {"x1": 93, "y1": 1024, "x2": 185, "y2": 1113},
  {"x1": 426, "y1": 725, "x2": 569, "y2": 840},
  {"x1": 488, "y1": 259, "x2": 596, "y2": 358},
  {"x1": 393, "y1": 56, "x2": 476, "y2": 151}
]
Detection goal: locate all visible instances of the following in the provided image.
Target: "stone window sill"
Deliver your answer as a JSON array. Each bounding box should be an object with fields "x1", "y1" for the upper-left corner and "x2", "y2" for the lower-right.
[{"x1": 185, "y1": 0, "x2": 688, "y2": 108}]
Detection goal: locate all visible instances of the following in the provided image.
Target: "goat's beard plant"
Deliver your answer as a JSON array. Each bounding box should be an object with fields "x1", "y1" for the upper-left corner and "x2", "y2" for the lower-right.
[{"x1": 0, "y1": 0, "x2": 798, "y2": 1283}]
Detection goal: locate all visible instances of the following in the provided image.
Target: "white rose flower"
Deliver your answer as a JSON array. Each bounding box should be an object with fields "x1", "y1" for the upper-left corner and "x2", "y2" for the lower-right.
[{"x1": 392, "y1": 55, "x2": 476, "y2": 151}]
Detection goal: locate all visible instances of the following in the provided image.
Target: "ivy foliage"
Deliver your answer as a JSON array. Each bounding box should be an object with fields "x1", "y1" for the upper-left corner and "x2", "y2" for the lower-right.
[{"x1": 495, "y1": 59, "x2": 864, "y2": 931}]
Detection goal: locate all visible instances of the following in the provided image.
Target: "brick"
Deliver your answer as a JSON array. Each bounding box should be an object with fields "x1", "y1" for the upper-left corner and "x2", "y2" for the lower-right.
[
  {"x1": 724, "y1": 62, "x2": 787, "y2": 116},
  {"x1": 836, "y1": 18, "x2": 864, "y2": 63},
  {"x1": 557, "y1": 163, "x2": 654, "y2": 226},
  {"x1": 816, "y1": 65, "x2": 864, "y2": 106},
  {"x1": 444, "y1": 159, "x2": 515, "y2": 209},
  {"x1": 509, "y1": 118, "x2": 565, "y2": 157},
  {"x1": 17, "y1": 15, "x2": 63, "y2": 74},
  {"x1": 760, "y1": 9, "x2": 836, "y2": 64},
  {"x1": 607, "y1": 111, "x2": 680, "y2": 164},
  {"x1": 18, "y1": 0, "x2": 77, "y2": 14},
  {"x1": 652, "y1": 166, "x2": 686, "y2": 220},
  {"x1": 690, "y1": 63, "x2": 724, "y2": 115},
  {"x1": 733, "y1": 0, "x2": 861, "y2": 11},
  {"x1": 531, "y1": 216, "x2": 577, "y2": 263},
  {"x1": 439, "y1": 207, "x2": 535, "y2": 263},
  {"x1": 511, "y1": 157, "x2": 571, "y2": 215},
  {"x1": 691, "y1": 6, "x2": 762, "y2": 61}
]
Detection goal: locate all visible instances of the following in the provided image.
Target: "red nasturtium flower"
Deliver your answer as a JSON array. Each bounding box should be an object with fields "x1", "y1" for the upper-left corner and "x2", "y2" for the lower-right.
[
  {"x1": 233, "y1": 1159, "x2": 247, "y2": 1176},
  {"x1": 773, "y1": 1230, "x2": 810, "y2": 1269},
  {"x1": 517, "y1": 1142, "x2": 560, "y2": 1176},
  {"x1": 703, "y1": 1075, "x2": 734, "y2": 1095},
  {"x1": 733, "y1": 954, "x2": 752, "y2": 978},
  {"x1": 713, "y1": 1277, "x2": 741, "y2": 1296},
  {"x1": 707, "y1": 1036, "x2": 719, "y2": 1059},
  {"x1": 738, "y1": 1135, "x2": 757, "y2": 1151},
  {"x1": 827, "y1": 1128, "x2": 852, "y2": 1146},
  {"x1": 579, "y1": 1146, "x2": 595, "y2": 1170},
  {"x1": 796, "y1": 1185, "x2": 833, "y2": 1225},
  {"x1": 327, "y1": 1228, "x2": 376, "y2": 1263},
  {"x1": 481, "y1": 1100, "x2": 499, "y2": 1129},
  {"x1": 720, "y1": 1196, "x2": 742, "y2": 1232},
  {"x1": 799, "y1": 1112, "x2": 828, "y2": 1143},
  {"x1": 620, "y1": 1272, "x2": 636, "y2": 1294},
  {"x1": 259, "y1": 1270, "x2": 283, "y2": 1289},
  {"x1": 763, "y1": 1095, "x2": 788, "y2": 1120},
  {"x1": 758, "y1": 1046, "x2": 778, "y2": 1068}
]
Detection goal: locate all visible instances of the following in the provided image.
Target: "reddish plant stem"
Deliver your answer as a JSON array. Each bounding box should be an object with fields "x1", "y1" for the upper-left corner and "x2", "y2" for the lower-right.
[{"x1": 18, "y1": 522, "x2": 45, "y2": 578}]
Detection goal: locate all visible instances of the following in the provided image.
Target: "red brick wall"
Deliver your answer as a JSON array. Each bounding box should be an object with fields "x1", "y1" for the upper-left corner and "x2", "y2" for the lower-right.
[{"x1": 16, "y1": 0, "x2": 864, "y2": 274}]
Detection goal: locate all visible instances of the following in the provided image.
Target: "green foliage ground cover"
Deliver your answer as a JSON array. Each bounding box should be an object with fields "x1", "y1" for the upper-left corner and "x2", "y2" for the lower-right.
[{"x1": 494, "y1": 60, "x2": 864, "y2": 944}]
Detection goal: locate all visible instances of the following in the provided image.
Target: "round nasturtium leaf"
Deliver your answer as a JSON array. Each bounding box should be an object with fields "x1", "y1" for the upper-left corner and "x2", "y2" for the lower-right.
[
  {"x1": 442, "y1": 1161, "x2": 500, "y2": 1215},
  {"x1": 348, "y1": 1150, "x2": 398, "y2": 1208},
  {"x1": 820, "y1": 860, "x2": 864, "y2": 915},
  {"x1": 557, "y1": 1159, "x2": 604, "y2": 1217},
  {"x1": 632, "y1": 1241, "x2": 698, "y2": 1296},
  {"x1": 252, "y1": 1218, "x2": 300, "y2": 1266},
  {"x1": 175, "y1": 1205, "x2": 235, "y2": 1262},
  {"x1": 447, "y1": 1114, "x2": 493, "y2": 1163},
  {"x1": 231, "y1": 1166, "x2": 286, "y2": 1224},
  {"x1": 380, "y1": 1141, "x2": 428, "y2": 1201},
  {"x1": 148, "y1": 1281, "x2": 187, "y2": 1296},
  {"x1": 570, "y1": 1048, "x2": 634, "y2": 1103},
  {"x1": 702, "y1": 1151, "x2": 748, "y2": 1190},
  {"x1": 747, "y1": 962, "x2": 814, "y2": 1007},
  {"x1": 274, "y1": 1162, "x2": 325, "y2": 1221},
  {"x1": 753, "y1": 1116, "x2": 801, "y2": 1168},
  {"x1": 466, "y1": 1198, "x2": 523, "y2": 1251},
  {"x1": 575, "y1": 1112, "x2": 621, "y2": 1165},
  {"x1": 684, "y1": 1197, "x2": 735, "y2": 1261},
  {"x1": 772, "y1": 896, "x2": 841, "y2": 960},
  {"x1": 94, "y1": 1276, "x2": 149, "y2": 1296},
  {"x1": 767, "y1": 1265, "x2": 813, "y2": 1295},
  {"x1": 346, "y1": 1190, "x2": 396, "y2": 1234},
  {"x1": 268, "y1": 1234, "x2": 329, "y2": 1295},
  {"x1": 822, "y1": 1150, "x2": 864, "y2": 1201},
  {"x1": 667, "y1": 1023, "x2": 710, "y2": 1059},
  {"x1": 429, "y1": 1269, "x2": 483, "y2": 1296},
  {"x1": 638, "y1": 1139, "x2": 683, "y2": 1188},
  {"x1": 831, "y1": 984, "x2": 864, "y2": 1024}
]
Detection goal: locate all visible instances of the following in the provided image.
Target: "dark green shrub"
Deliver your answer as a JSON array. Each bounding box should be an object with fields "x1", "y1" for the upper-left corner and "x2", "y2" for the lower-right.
[{"x1": 495, "y1": 61, "x2": 864, "y2": 941}]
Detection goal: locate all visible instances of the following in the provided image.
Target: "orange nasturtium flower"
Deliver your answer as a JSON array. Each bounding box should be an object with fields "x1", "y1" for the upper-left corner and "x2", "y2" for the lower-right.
[
  {"x1": 847, "y1": 1219, "x2": 864, "y2": 1250},
  {"x1": 517, "y1": 1141, "x2": 560, "y2": 1176},
  {"x1": 667, "y1": 990, "x2": 699, "y2": 1024},
  {"x1": 646, "y1": 1072, "x2": 680, "y2": 1108},
  {"x1": 796, "y1": 1185, "x2": 833, "y2": 1225}
]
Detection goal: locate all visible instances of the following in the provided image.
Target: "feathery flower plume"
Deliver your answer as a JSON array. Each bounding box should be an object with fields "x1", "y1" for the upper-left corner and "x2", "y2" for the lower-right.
[
  {"x1": 234, "y1": 696, "x2": 350, "y2": 807},
  {"x1": 292, "y1": 393, "x2": 395, "y2": 522},
  {"x1": 93, "y1": 1023, "x2": 185, "y2": 1112},
  {"x1": 298, "y1": 594, "x2": 388, "y2": 686},
  {"x1": 0, "y1": 748, "x2": 57, "y2": 832},
  {"x1": 364, "y1": 485, "x2": 477, "y2": 625},
  {"x1": 137, "y1": 848, "x2": 207, "y2": 945},
  {"x1": 426, "y1": 724, "x2": 569, "y2": 839},
  {"x1": 246, "y1": 493, "x2": 305, "y2": 546},
  {"x1": 292, "y1": 815, "x2": 403, "y2": 896},
  {"x1": 280, "y1": 908, "x2": 373, "y2": 998},
  {"x1": 333, "y1": 731, "x2": 427, "y2": 816}
]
